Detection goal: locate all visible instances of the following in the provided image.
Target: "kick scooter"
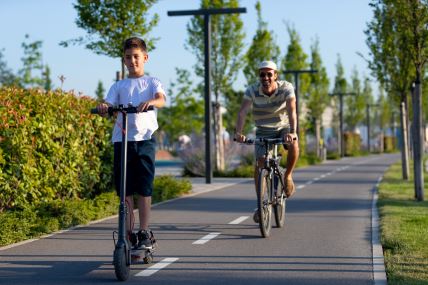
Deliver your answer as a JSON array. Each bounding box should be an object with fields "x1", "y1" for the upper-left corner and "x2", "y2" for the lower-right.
[{"x1": 91, "y1": 104, "x2": 155, "y2": 281}]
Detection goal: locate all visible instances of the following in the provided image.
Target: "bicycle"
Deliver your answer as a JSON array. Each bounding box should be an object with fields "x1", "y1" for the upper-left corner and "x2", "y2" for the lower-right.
[
  {"x1": 240, "y1": 137, "x2": 288, "y2": 238},
  {"x1": 91, "y1": 104, "x2": 155, "y2": 281}
]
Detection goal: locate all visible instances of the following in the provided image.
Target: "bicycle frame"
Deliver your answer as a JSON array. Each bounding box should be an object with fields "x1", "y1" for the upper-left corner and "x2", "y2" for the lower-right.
[{"x1": 260, "y1": 138, "x2": 285, "y2": 202}]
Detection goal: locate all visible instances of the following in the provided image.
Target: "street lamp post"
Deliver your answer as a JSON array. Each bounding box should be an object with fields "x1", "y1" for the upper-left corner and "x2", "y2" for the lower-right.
[
  {"x1": 168, "y1": 7, "x2": 246, "y2": 184},
  {"x1": 329, "y1": 92, "x2": 356, "y2": 157},
  {"x1": 283, "y1": 69, "x2": 317, "y2": 134}
]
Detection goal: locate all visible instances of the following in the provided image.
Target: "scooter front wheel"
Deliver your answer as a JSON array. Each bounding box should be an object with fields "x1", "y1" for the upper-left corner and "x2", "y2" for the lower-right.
[{"x1": 113, "y1": 247, "x2": 130, "y2": 281}]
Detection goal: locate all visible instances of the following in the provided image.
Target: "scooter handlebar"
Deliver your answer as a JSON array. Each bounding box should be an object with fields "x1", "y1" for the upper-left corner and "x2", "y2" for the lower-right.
[{"x1": 90, "y1": 105, "x2": 154, "y2": 115}]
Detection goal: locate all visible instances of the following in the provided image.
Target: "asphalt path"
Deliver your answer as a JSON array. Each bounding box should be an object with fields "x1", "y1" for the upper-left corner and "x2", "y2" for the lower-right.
[{"x1": 0, "y1": 153, "x2": 399, "y2": 285}]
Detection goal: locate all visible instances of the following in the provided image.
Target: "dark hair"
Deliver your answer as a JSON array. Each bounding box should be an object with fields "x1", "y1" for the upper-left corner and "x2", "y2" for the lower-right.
[{"x1": 123, "y1": 37, "x2": 147, "y2": 54}]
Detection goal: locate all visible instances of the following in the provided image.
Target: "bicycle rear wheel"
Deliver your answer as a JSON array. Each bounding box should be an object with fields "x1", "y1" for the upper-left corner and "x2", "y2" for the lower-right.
[
  {"x1": 257, "y1": 169, "x2": 272, "y2": 238},
  {"x1": 273, "y1": 172, "x2": 286, "y2": 228}
]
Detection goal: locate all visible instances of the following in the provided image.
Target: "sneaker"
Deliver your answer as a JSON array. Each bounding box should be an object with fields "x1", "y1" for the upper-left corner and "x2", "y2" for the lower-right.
[
  {"x1": 253, "y1": 209, "x2": 260, "y2": 223},
  {"x1": 128, "y1": 231, "x2": 138, "y2": 248},
  {"x1": 136, "y1": 229, "x2": 155, "y2": 250}
]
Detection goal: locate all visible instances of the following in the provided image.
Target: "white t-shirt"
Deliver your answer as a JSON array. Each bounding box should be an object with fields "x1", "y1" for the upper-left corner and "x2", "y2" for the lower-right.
[{"x1": 105, "y1": 75, "x2": 166, "y2": 142}]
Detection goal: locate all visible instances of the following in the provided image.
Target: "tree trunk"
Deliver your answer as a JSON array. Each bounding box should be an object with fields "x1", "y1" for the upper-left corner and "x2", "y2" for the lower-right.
[
  {"x1": 400, "y1": 101, "x2": 410, "y2": 180},
  {"x1": 412, "y1": 73, "x2": 424, "y2": 201},
  {"x1": 213, "y1": 102, "x2": 225, "y2": 172},
  {"x1": 315, "y1": 118, "x2": 321, "y2": 159}
]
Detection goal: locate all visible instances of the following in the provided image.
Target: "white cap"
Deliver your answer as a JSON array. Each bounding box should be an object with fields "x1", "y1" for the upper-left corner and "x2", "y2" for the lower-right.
[{"x1": 258, "y1": 60, "x2": 277, "y2": 71}]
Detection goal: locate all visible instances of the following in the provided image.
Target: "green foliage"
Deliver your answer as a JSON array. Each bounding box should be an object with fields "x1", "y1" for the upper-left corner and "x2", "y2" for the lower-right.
[
  {"x1": 344, "y1": 68, "x2": 368, "y2": 131},
  {"x1": 63, "y1": 0, "x2": 160, "y2": 57},
  {"x1": 0, "y1": 48, "x2": 20, "y2": 87},
  {"x1": 19, "y1": 34, "x2": 44, "y2": 88},
  {"x1": 306, "y1": 38, "x2": 330, "y2": 121},
  {"x1": 42, "y1": 65, "x2": 53, "y2": 91},
  {"x1": 384, "y1": 136, "x2": 396, "y2": 152},
  {"x1": 152, "y1": 175, "x2": 192, "y2": 203},
  {"x1": 0, "y1": 87, "x2": 114, "y2": 211},
  {"x1": 186, "y1": 0, "x2": 245, "y2": 100},
  {"x1": 95, "y1": 80, "x2": 105, "y2": 102},
  {"x1": 0, "y1": 176, "x2": 193, "y2": 247},
  {"x1": 281, "y1": 24, "x2": 310, "y2": 94},
  {"x1": 158, "y1": 68, "x2": 204, "y2": 142},
  {"x1": 343, "y1": 132, "x2": 361, "y2": 156},
  {"x1": 243, "y1": 0, "x2": 280, "y2": 84},
  {"x1": 0, "y1": 191, "x2": 118, "y2": 246}
]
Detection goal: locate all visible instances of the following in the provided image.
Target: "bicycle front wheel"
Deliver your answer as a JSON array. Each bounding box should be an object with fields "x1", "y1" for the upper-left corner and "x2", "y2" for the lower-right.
[
  {"x1": 273, "y1": 172, "x2": 286, "y2": 228},
  {"x1": 257, "y1": 169, "x2": 273, "y2": 238}
]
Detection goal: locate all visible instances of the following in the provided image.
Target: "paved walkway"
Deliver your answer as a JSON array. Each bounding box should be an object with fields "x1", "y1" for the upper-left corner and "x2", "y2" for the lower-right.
[{"x1": 185, "y1": 177, "x2": 252, "y2": 195}]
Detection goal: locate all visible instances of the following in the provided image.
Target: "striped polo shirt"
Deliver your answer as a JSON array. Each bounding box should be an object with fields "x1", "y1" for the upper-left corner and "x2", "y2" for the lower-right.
[{"x1": 244, "y1": 80, "x2": 295, "y2": 131}]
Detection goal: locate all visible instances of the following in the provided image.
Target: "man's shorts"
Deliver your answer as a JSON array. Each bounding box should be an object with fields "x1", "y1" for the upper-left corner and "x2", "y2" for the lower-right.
[
  {"x1": 113, "y1": 138, "x2": 156, "y2": 197},
  {"x1": 255, "y1": 128, "x2": 290, "y2": 160}
]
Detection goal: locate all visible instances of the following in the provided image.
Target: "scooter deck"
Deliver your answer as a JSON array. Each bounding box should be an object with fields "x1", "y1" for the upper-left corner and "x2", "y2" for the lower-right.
[{"x1": 131, "y1": 248, "x2": 155, "y2": 264}]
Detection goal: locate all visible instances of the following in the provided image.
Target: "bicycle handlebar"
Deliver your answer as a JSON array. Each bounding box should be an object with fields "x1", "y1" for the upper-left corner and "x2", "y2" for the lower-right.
[
  {"x1": 234, "y1": 137, "x2": 295, "y2": 145},
  {"x1": 90, "y1": 105, "x2": 154, "y2": 115}
]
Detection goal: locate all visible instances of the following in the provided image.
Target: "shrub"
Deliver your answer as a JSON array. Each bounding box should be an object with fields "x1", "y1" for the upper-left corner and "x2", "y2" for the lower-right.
[
  {"x1": 0, "y1": 87, "x2": 114, "y2": 211},
  {"x1": 344, "y1": 132, "x2": 361, "y2": 156},
  {"x1": 152, "y1": 175, "x2": 192, "y2": 202},
  {"x1": 384, "y1": 136, "x2": 396, "y2": 152}
]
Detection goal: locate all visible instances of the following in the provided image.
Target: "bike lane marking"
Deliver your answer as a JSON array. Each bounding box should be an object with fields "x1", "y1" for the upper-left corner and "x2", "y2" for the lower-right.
[
  {"x1": 228, "y1": 216, "x2": 249, "y2": 225},
  {"x1": 192, "y1": 233, "x2": 221, "y2": 245},
  {"x1": 135, "y1": 257, "x2": 179, "y2": 277}
]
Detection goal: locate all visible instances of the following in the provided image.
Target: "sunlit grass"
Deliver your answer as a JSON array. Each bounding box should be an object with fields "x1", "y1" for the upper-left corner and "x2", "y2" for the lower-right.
[{"x1": 378, "y1": 162, "x2": 428, "y2": 284}]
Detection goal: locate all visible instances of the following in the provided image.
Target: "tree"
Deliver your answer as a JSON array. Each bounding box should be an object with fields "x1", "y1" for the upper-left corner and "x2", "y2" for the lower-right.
[
  {"x1": 345, "y1": 68, "x2": 368, "y2": 132},
  {"x1": 365, "y1": 0, "x2": 414, "y2": 180},
  {"x1": 243, "y1": 0, "x2": 280, "y2": 84},
  {"x1": 331, "y1": 56, "x2": 348, "y2": 155},
  {"x1": 95, "y1": 80, "x2": 105, "y2": 102},
  {"x1": 157, "y1": 68, "x2": 204, "y2": 143},
  {"x1": 0, "y1": 48, "x2": 19, "y2": 87},
  {"x1": 377, "y1": 88, "x2": 393, "y2": 152},
  {"x1": 365, "y1": 0, "x2": 428, "y2": 201},
  {"x1": 394, "y1": 0, "x2": 428, "y2": 201},
  {"x1": 281, "y1": 24, "x2": 310, "y2": 156},
  {"x1": 19, "y1": 34, "x2": 44, "y2": 88},
  {"x1": 43, "y1": 65, "x2": 53, "y2": 91},
  {"x1": 306, "y1": 38, "x2": 330, "y2": 158},
  {"x1": 186, "y1": 0, "x2": 245, "y2": 171},
  {"x1": 62, "y1": 0, "x2": 160, "y2": 78}
]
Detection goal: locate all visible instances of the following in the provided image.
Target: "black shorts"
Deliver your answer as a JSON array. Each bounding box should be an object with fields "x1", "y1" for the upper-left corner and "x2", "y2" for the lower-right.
[{"x1": 113, "y1": 138, "x2": 156, "y2": 197}]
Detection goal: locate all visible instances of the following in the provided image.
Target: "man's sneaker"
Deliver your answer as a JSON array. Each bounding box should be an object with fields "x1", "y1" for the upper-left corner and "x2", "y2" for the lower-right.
[
  {"x1": 136, "y1": 230, "x2": 155, "y2": 250},
  {"x1": 253, "y1": 209, "x2": 260, "y2": 223}
]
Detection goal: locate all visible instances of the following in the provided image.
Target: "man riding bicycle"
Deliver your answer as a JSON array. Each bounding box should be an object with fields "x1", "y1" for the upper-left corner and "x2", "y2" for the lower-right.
[{"x1": 234, "y1": 60, "x2": 299, "y2": 221}]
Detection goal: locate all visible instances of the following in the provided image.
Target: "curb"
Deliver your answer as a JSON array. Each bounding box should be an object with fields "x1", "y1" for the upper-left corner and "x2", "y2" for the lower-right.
[{"x1": 371, "y1": 176, "x2": 387, "y2": 285}]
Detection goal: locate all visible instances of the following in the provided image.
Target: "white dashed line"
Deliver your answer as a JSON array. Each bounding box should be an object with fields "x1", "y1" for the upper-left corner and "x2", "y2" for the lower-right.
[
  {"x1": 192, "y1": 232, "x2": 221, "y2": 245},
  {"x1": 228, "y1": 216, "x2": 249, "y2": 225},
  {"x1": 135, "y1": 257, "x2": 179, "y2": 277}
]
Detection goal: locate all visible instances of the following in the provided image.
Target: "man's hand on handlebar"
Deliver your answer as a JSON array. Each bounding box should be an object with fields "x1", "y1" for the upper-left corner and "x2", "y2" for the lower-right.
[
  {"x1": 284, "y1": 132, "x2": 298, "y2": 144},
  {"x1": 234, "y1": 133, "x2": 246, "y2": 143}
]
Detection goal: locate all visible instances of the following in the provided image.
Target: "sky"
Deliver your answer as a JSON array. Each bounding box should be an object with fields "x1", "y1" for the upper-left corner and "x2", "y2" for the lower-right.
[{"x1": 0, "y1": 0, "x2": 376, "y2": 99}]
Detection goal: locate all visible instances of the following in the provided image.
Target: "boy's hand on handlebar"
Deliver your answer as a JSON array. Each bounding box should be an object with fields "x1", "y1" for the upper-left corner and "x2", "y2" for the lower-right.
[
  {"x1": 97, "y1": 103, "x2": 109, "y2": 116},
  {"x1": 138, "y1": 101, "x2": 153, "y2": 112}
]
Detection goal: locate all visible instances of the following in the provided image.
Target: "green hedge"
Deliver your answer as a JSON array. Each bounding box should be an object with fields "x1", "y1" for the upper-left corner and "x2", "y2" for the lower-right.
[
  {"x1": 384, "y1": 136, "x2": 396, "y2": 152},
  {"x1": 0, "y1": 87, "x2": 114, "y2": 211},
  {"x1": 344, "y1": 132, "x2": 361, "y2": 156}
]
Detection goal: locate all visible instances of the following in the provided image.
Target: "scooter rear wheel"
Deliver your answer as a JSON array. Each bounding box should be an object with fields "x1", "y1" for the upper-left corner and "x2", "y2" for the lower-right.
[{"x1": 113, "y1": 247, "x2": 130, "y2": 281}]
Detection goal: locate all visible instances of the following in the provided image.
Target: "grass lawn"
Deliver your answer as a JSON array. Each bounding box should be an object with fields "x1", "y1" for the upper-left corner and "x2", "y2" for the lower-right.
[{"x1": 378, "y1": 162, "x2": 428, "y2": 284}]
